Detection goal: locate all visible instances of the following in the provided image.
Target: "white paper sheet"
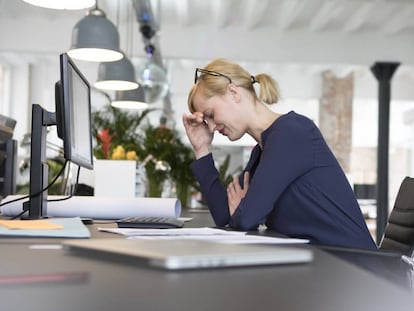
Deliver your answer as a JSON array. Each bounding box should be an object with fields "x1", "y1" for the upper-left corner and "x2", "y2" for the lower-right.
[
  {"x1": 97, "y1": 227, "x2": 310, "y2": 244},
  {"x1": 127, "y1": 235, "x2": 310, "y2": 245},
  {"x1": 1, "y1": 195, "x2": 181, "y2": 219},
  {"x1": 98, "y1": 227, "x2": 245, "y2": 236}
]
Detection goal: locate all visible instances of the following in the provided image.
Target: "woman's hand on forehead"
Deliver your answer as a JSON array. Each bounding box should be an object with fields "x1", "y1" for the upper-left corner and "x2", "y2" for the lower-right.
[{"x1": 184, "y1": 112, "x2": 205, "y2": 126}]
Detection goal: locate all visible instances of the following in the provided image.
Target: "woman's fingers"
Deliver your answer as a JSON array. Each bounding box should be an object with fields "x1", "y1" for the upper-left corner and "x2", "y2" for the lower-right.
[
  {"x1": 227, "y1": 172, "x2": 250, "y2": 216},
  {"x1": 232, "y1": 175, "x2": 241, "y2": 191},
  {"x1": 243, "y1": 171, "x2": 250, "y2": 190},
  {"x1": 183, "y1": 112, "x2": 204, "y2": 127}
]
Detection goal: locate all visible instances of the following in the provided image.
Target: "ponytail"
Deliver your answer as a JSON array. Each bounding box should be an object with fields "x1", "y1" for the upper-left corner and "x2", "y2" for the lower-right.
[{"x1": 253, "y1": 74, "x2": 280, "y2": 105}]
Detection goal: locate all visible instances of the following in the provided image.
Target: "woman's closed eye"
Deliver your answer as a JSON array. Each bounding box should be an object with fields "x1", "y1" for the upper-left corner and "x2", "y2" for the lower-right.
[{"x1": 203, "y1": 112, "x2": 214, "y2": 123}]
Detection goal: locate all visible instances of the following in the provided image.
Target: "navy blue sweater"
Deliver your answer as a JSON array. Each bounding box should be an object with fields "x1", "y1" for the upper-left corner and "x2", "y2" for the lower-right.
[{"x1": 190, "y1": 111, "x2": 377, "y2": 249}]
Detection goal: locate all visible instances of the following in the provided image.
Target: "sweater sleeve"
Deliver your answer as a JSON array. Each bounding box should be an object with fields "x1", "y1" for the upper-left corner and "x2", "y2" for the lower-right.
[
  {"x1": 229, "y1": 117, "x2": 315, "y2": 230},
  {"x1": 190, "y1": 153, "x2": 230, "y2": 226}
]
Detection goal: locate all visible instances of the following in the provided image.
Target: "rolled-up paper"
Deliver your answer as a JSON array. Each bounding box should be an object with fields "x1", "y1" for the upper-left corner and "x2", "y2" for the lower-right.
[{"x1": 1, "y1": 195, "x2": 181, "y2": 219}]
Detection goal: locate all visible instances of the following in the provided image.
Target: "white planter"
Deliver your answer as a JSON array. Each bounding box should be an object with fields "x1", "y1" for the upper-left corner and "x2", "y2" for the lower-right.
[{"x1": 94, "y1": 160, "x2": 138, "y2": 198}]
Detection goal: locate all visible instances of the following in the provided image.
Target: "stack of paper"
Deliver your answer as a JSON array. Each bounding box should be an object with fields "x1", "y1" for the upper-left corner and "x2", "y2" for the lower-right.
[
  {"x1": 98, "y1": 227, "x2": 309, "y2": 245},
  {"x1": 0, "y1": 217, "x2": 90, "y2": 238}
]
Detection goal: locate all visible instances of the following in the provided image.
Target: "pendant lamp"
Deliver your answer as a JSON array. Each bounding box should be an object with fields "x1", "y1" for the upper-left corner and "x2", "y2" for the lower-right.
[
  {"x1": 23, "y1": 0, "x2": 95, "y2": 10},
  {"x1": 68, "y1": 8, "x2": 123, "y2": 62},
  {"x1": 94, "y1": 54, "x2": 139, "y2": 91},
  {"x1": 111, "y1": 88, "x2": 149, "y2": 110},
  {"x1": 136, "y1": 60, "x2": 169, "y2": 103}
]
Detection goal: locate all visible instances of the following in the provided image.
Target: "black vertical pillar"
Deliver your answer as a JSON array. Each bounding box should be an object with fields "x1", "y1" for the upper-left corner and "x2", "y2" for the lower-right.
[{"x1": 370, "y1": 61, "x2": 400, "y2": 244}]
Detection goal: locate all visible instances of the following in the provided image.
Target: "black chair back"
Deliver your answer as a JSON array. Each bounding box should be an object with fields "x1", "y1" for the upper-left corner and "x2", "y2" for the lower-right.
[{"x1": 379, "y1": 177, "x2": 414, "y2": 257}]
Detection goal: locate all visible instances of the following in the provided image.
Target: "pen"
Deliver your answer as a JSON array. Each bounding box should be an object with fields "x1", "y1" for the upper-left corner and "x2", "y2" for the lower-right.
[{"x1": 0, "y1": 271, "x2": 89, "y2": 285}]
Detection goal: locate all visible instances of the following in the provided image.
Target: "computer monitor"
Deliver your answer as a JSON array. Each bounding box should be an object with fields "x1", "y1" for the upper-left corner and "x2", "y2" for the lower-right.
[
  {"x1": 0, "y1": 115, "x2": 17, "y2": 200},
  {"x1": 55, "y1": 53, "x2": 94, "y2": 169},
  {"x1": 23, "y1": 53, "x2": 93, "y2": 219},
  {"x1": 0, "y1": 139, "x2": 17, "y2": 199}
]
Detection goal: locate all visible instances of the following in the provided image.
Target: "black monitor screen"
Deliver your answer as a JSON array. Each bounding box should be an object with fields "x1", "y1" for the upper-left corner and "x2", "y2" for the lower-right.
[
  {"x1": 22, "y1": 53, "x2": 93, "y2": 219},
  {"x1": 57, "y1": 53, "x2": 93, "y2": 169}
]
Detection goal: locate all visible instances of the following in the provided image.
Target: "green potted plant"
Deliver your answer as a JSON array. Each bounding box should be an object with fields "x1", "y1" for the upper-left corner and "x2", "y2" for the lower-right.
[
  {"x1": 92, "y1": 104, "x2": 154, "y2": 160},
  {"x1": 135, "y1": 124, "x2": 196, "y2": 204}
]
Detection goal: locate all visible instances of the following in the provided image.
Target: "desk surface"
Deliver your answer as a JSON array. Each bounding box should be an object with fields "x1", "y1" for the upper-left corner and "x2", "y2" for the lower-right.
[{"x1": 0, "y1": 210, "x2": 413, "y2": 311}]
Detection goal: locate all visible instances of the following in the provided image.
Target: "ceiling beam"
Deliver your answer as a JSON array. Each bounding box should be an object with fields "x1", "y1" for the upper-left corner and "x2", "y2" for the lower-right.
[
  {"x1": 309, "y1": 1, "x2": 343, "y2": 32},
  {"x1": 242, "y1": 0, "x2": 270, "y2": 30},
  {"x1": 382, "y1": 4, "x2": 414, "y2": 34},
  {"x1": 343, "y1": 2, "x2": 375, "y2": 33},
  {"x1": 175, "y1": 0, "x2": 191, "y2": 27},
  {"x1": 276, "y1": 0, "x2": 307, "y2": 31},
  {"x1": 211, "y1": 0, "x2": 235, "y2": 28}
]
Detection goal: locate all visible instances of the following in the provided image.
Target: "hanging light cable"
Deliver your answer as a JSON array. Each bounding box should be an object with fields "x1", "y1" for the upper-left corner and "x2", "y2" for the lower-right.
[
  {"x1": 111, "y1": 1, "x2": 149, "y2": 109},
  {"x1": 136, "y1": 43, "x2": 168, "y2": 103},
  {"x1": 133, "y1": 4, "x2": 168, "y2": 104}
]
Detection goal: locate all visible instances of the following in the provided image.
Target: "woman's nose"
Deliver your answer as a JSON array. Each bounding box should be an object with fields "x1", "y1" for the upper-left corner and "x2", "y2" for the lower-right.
[{"x1": 207, "y1": 120, "x2": 216, "y2": 133}]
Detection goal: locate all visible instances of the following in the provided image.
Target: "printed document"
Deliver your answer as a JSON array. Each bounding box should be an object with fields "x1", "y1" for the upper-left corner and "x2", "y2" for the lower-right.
[{"x1": 98, "y1": 227, "x2": 309, "y2": 244}]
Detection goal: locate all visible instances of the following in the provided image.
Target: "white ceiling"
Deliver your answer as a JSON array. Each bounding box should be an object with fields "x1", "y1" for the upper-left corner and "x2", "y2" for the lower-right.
[
  {"x1": 1, "y1": 0, "x2": 414, "y2": 65},
  {"x1": 1, "y1": 0, "x2": 414, "y2": 98}
]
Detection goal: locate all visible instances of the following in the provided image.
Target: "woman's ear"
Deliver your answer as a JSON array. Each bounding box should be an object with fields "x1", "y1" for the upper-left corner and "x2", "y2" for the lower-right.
[{"x1": 227, "y1": 84, "x2": 241, "y2": 103}]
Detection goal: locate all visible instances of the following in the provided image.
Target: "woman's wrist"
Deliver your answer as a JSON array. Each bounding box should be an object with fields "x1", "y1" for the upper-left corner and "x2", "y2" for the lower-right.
[{"x1": 194, "y1": 146, "x2": 211, "y2": 159}]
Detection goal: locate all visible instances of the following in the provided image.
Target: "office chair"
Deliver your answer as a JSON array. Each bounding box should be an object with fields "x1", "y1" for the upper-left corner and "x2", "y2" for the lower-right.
[{"x1": 379, "y1": 177, "x2": 414, "y2": 257}]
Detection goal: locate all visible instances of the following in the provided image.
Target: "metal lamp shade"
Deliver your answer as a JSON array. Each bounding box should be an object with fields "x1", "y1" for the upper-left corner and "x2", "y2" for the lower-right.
[
  {"x1": 67, "y1": 8, "x2": 123, "y2": 62},
  {"x1": 136, "y1": 61, "x2": 169, "y2": 103},
  {"x1": 111, "y1": 88, "x2": 149, "y2": 110},
  {"x1": 23, "y1": 0, "x2": 96, "y2": 10},
  {"x1": 94, "y1": 56, "x2": 139, "y2": 91}
]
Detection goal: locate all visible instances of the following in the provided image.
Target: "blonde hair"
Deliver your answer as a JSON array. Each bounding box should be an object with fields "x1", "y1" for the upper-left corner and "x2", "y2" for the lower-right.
[{"x1": 188, "y1": 58, "x2": 280, "y2": 113}]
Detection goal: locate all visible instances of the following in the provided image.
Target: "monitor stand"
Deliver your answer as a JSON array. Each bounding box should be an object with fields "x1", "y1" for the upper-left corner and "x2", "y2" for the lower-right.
[{"x1": 22, "y1": 104, "x2": 56, "y2": 219}]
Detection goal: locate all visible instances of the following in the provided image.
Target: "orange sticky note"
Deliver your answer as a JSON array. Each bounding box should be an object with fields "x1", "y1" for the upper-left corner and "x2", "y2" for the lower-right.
[{"x1": 0, "y1": 220, "x2": 64, "y2": 230}]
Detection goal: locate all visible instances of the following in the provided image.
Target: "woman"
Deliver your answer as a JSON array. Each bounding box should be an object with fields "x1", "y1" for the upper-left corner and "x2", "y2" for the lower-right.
[{"x1": 182, "y1": 58, "x2": 376, "y2": 249}]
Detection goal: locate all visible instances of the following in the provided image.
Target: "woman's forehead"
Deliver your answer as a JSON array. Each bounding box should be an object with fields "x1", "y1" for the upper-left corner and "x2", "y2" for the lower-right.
[{"x1": 192, "y1": 91, "x2": 212, "y2": 112}]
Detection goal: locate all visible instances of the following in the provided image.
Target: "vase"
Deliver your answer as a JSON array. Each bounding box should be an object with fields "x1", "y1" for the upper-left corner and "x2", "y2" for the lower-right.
[
  {"x1": 175, "y1": 182, "x2": 190, "y2": 209},
  {"x1": 146, "y1": 178, "x2": 164, "y2": 197},
  {"x1": 144, "y1": 164, "x2": 169, "y2": 198},
  {"x1": 94, "y1": 159, "x2": 137, "y2": 198}
]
